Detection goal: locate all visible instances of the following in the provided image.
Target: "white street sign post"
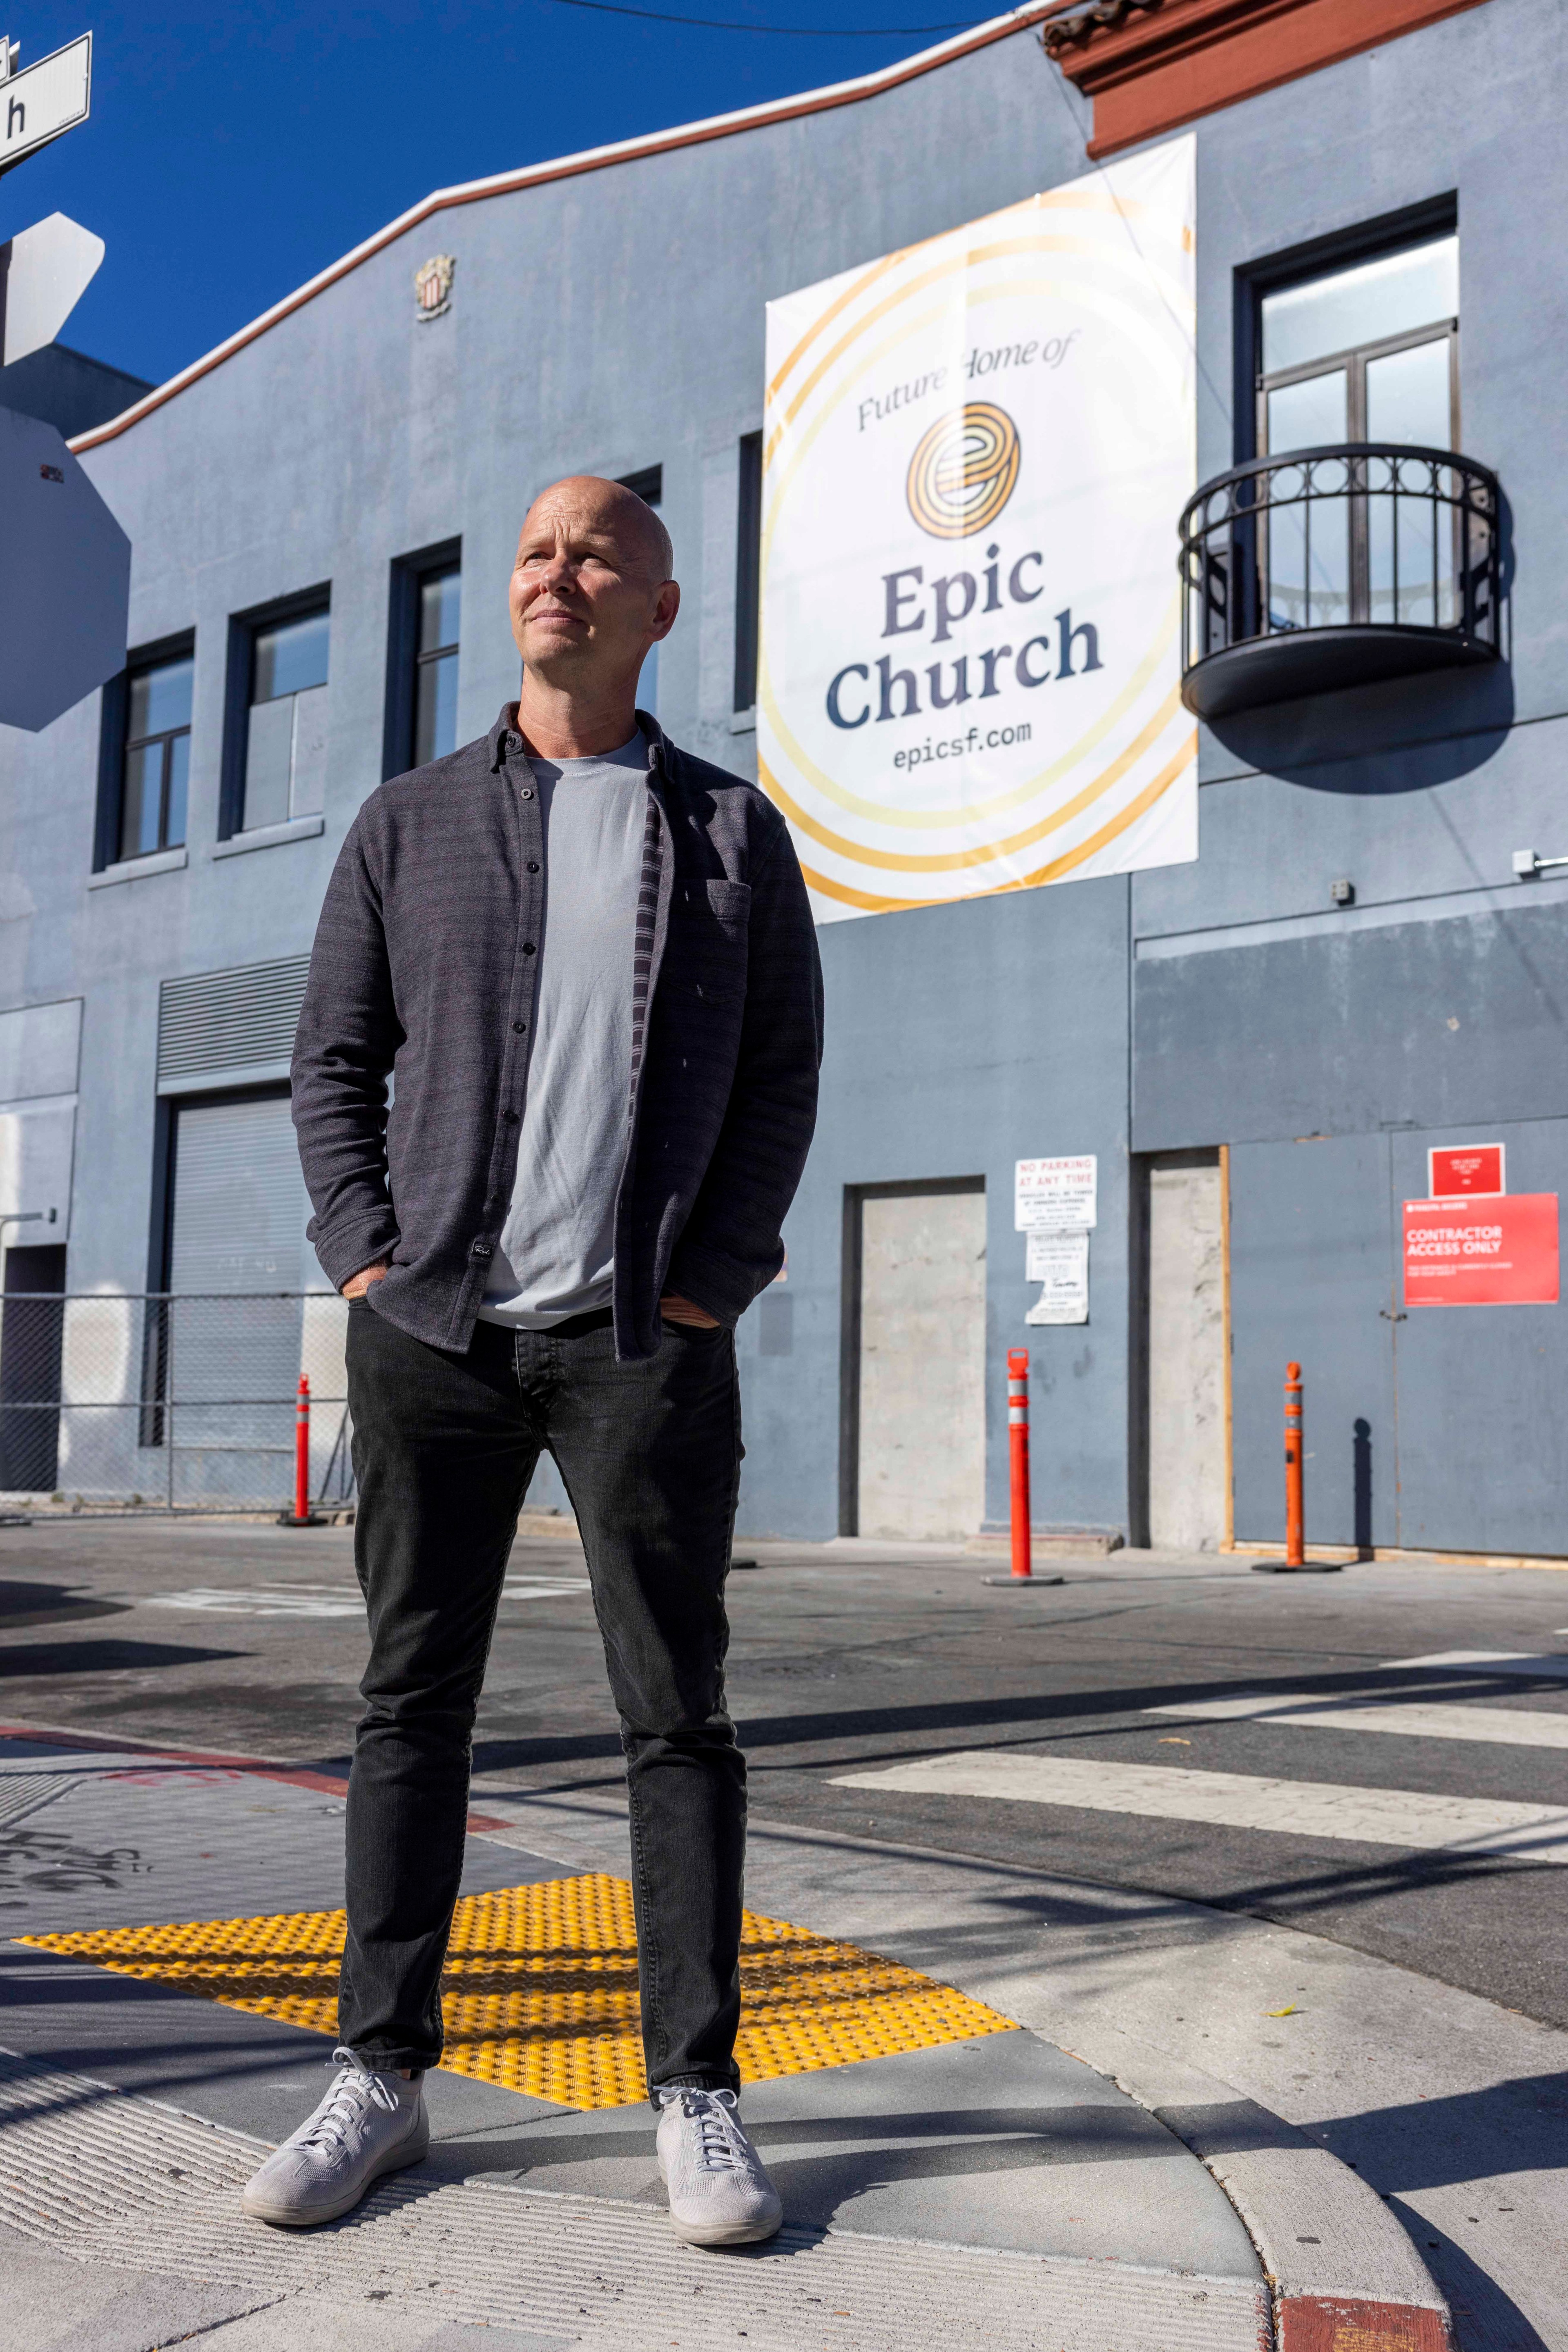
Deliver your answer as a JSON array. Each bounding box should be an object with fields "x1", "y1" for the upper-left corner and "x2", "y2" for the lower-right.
[{"x1": 0, "y1": 33, "x2": 91, "y2": 174}]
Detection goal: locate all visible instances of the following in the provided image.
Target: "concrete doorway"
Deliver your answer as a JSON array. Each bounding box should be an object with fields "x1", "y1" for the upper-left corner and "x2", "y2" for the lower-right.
[
  {"x1": 1141, "y1": 1150, "x2": 1230, "y2": 1551},
  {"x1": 843, "y1": 1179, "x2": 986, "y2": 1540}
]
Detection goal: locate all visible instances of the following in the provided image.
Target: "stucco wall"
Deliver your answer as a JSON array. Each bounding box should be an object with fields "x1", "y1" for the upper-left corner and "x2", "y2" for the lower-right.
[{"x1": 0, "y1": 0, "x2": 1561, "y2": 1546}]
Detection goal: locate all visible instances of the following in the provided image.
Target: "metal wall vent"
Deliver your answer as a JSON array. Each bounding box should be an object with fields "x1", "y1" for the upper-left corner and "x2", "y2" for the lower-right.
[{"x1": 156, "y1": 954, "x2": 312, "y2": 1086}]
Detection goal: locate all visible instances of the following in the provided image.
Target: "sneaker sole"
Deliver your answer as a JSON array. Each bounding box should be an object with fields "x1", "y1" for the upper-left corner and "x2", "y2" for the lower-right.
[
  {"x1": 667, "y1": 2206, "x2": 784, "y2": 2248},
  {"x1": 241, "y1": 2130, "x2": 430, "y2": 2230}
]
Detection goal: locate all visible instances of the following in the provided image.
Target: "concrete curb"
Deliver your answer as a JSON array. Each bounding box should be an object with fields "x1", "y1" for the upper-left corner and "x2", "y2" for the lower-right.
[{"x1": 1041, "y1": 2017, "x2": 1452, "y2": 2352}]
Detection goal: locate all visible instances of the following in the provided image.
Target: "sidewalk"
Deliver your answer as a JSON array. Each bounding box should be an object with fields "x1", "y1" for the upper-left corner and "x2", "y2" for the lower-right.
[{"x1": 0, "y1": 1725, "x2": 1459, "y2": 2352}]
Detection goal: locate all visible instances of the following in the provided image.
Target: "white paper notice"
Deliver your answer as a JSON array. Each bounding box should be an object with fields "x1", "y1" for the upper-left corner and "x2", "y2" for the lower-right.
[
  {"x1": 1025, "y1": 1231, "x2": 1089, "y2": 1325},
  {"x1": 1015, "y1": 1155, "x2": 1097, "y2": 1232}
]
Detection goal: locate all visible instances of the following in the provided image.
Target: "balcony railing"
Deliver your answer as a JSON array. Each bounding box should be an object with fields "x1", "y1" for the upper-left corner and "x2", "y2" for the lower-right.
[{"x1": 1178, "y1": 442, "x2": 1501, "y2": 720}]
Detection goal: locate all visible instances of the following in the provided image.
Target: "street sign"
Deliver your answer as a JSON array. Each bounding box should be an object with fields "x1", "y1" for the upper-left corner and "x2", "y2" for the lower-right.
[
  {"x1": 1403, "y1": 1194, "x2": 1559, "y2": 1308},
  {"x1": 0, "y1": 33, "x2": 91, "y2": 175},
  {"x1": 0, "y1": 404, "x2": 128, "y2": 731},
  {"x1": 0, "y1": 211, "x2": 103, "y2": 363}
]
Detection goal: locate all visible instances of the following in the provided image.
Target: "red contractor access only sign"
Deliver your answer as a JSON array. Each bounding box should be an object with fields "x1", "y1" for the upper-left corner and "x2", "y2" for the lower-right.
[{"x1": 1403, "y1": 1194, "x2": 1560, "y2": 1307}]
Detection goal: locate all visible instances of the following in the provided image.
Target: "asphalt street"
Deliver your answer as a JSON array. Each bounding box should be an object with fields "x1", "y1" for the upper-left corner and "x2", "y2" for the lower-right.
[{"x1": 2, "y1": 1516, "x2": 1566, "y2": 2025}]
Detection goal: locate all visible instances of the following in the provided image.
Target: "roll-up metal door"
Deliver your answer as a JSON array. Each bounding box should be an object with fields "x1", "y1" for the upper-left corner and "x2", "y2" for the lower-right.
[
  {"x1": 165, "y1": 1094, "x2": 318, "y2": 1507},
  {"x1": 169, "y1": 1094, "x2": 309, "y2": 1293}
]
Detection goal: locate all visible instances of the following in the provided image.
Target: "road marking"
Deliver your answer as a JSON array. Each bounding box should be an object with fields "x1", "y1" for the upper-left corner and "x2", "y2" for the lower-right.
[
  {"x1": 1383, "y1": 1651, "x2": 1568, "y2": 1677},
  {"x1": 829, "y1": 1751, "x2": 1568, "y2": 1860},
  {"x1": 142, "y1": 1586, "x2": 364, "y2": 1617},
  {"x1": 1144, "y1": 1695, "x2": 1568, "y2": 1748},
  {"x1": 142, "y1": 1576, "x2": 590, "y2": 1617}
]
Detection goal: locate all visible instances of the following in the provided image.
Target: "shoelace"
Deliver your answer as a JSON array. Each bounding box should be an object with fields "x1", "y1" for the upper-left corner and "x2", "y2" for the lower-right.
[
  {"x1": 297, "y1": 2046, "x2": 402, "y2": 2155},
  {"x1": 674, "y1": 2088, "x2": 750, "y2": 2175}
]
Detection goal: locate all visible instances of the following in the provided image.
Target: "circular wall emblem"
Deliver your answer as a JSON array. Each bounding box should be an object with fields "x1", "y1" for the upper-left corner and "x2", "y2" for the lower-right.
[{"x1": 905, "y1": 402, "x2": 1021, "y2": 539}]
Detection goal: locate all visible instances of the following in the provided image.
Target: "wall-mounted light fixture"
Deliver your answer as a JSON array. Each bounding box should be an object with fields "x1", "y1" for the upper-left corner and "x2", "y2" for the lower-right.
[{"x1": 1512, "y1": 850, "x2": 1568, "y2": 880}]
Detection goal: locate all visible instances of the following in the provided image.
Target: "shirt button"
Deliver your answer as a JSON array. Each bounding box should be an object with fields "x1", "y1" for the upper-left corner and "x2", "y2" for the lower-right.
[
  {"x1": 520, "y1": 786, "x2": 534, "y2": 800},
  {"x1": 512, "y1": 1020, "x2": 527, "y2": 1033},
  {"x1": 504, "y1": 1109, "x2": 520, "y2": 1123},
  {"x1": 526, "y1": 860, "x2": 540, "y2": 873},
  {"x1": 522, "y1": 941, "x2": 537, "y2": 955}
]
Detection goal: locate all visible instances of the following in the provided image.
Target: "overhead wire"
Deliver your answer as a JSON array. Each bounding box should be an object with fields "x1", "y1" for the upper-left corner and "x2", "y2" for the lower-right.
[{"x1": 543, "y1": 0, "x2": 993, "y2": 30}]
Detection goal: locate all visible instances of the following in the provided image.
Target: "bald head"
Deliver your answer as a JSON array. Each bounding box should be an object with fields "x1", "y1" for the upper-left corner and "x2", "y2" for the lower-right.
[
  {"x1": 508, "y1": 472, "x2": 681, "y2": 755},
  {"x1": 524, "y1": 475, "x2": 673, "y2": 583}
]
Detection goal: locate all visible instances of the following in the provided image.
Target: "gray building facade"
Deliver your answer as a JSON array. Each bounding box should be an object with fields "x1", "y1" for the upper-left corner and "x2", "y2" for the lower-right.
[{"x1": 4, "y1": 0, "x2": 1562, "y2": 1554}]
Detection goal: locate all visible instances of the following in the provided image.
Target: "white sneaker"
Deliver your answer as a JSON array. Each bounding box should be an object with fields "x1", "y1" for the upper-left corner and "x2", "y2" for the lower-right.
[
  {"x1": 656, "y1": 2086, "x2": 783, "y2": 2247},
  {"x1": 241, "y1": 2048, "x2": 429, "y2": 2228}
]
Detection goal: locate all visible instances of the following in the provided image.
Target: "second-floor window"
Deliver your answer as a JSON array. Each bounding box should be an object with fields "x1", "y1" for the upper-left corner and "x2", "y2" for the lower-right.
[
  {"x1": 121, "y1": 650, "x2": 193, "y2": 859},
  {"x1": 414, "y1": 566, "x2": 461, "y2": 764},
  {"x1": 1258, "y1": 232, "x2": 1458, "y2": 631},
  {"x1": 243, "y1": 606, "x2": 329, "y2": 830},
  {"x1": 1260, "y1": 232, "x2": 1458, "y2": 458}
]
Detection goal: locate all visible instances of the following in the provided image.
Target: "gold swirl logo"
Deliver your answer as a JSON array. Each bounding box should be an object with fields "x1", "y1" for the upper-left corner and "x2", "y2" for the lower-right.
[{"x1": 905, "y1": 403, "x2": 1021, "y2": 540}]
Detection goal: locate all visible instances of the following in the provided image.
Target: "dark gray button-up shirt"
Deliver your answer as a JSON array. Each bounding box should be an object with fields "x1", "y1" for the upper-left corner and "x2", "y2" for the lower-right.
[{"x1": 291, "y1": 707, "x2": 824, "y2": 1360}]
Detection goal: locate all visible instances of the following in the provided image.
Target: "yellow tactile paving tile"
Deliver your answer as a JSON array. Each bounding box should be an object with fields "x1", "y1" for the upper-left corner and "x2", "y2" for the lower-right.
[{"x1": 19, "y1": 1872, "x2": 1015, "y2": 2109}]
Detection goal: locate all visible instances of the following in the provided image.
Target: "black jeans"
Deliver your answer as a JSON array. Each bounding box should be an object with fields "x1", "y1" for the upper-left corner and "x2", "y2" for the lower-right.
[{"x1": 339, "y1": 1301, "x2": 746, "y2": 2102}]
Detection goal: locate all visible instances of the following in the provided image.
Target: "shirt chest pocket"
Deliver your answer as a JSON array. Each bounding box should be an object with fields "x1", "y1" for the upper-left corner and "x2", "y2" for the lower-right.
[{"x1": 672, "y1": 878, "x2": 750, "y2": 1005}]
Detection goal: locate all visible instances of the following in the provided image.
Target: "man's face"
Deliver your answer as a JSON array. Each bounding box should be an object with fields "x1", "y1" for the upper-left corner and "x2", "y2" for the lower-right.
[{"x1": 509, "y1": 482, "x2": 678, "y2": 690}]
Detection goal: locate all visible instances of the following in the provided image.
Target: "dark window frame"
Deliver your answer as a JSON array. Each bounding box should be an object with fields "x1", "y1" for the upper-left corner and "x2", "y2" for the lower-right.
[
  {"x1": 93, "y1": 629, "x2": 194, "y2": 872},
  {"x1": 734, "y1": 430, "x2": 763, "y2": 713},
  {"x1": 617, "y1": 465, "x2": 662, "y2": 510},
  {"x1": 1231, "y1": 195, "x2": 1458, "y2": 468},
  {"x1": 219, "y1": 582, "x2": 331, "y2": 840},
  {"x1": 382, "y1": 537, "x2": 461, "y2": 781}
]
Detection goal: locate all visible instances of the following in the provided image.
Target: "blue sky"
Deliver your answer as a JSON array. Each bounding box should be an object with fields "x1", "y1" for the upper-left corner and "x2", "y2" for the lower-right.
[{"x1": 12, "y1": 0, "x2": 1002, "y2": 387}]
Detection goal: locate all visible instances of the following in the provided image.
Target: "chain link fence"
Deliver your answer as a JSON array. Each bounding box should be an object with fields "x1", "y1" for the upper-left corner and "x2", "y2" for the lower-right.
[{"x1": 0, "y1": 1291, "x2": 353, "y2": 1516}]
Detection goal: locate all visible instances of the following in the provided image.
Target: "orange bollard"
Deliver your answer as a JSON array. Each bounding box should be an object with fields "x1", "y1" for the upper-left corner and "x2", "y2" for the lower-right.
[
  {"x1": 294, "y1": 1375, "x2": 311, "y2": 1523},
  {"x1": 1008, "y1": 1348, "x2": 1032, "y2": 1579},
  {"x1": 1284, "y1": 1361, "x2": 1304, "y2": 1567}
]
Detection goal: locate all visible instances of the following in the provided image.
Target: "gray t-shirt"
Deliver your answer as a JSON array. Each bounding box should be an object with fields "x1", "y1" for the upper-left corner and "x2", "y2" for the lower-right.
[{"x1": 477, "y1": 730, "x2": 647, "y2": 1328}]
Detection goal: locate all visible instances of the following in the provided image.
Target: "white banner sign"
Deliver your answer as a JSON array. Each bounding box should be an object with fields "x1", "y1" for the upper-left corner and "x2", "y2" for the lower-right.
[
  {"x1": 1026, "y1": 1231, "x2": 1089, "y2": 1325},
  {"x1": 759, "y1": 136, "x2": 1196, "y2": 923},
  {"x1": 1015, "y1": 1154, "x2": 1097, "y2": 1233}
]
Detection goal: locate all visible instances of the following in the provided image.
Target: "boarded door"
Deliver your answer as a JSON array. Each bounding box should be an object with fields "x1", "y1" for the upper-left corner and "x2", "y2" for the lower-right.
[
  {"x1": 853, "y1": 1182, "x2": 986, "y2": 1541},
  {"x1": 1146, "y1": 1152, "x2": 1229, "y2": 1550}
]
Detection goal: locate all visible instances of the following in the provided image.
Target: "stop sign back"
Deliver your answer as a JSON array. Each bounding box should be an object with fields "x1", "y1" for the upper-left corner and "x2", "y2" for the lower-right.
[{"x1": 0, "y1": 402, "x2": 129, "y2": 732}]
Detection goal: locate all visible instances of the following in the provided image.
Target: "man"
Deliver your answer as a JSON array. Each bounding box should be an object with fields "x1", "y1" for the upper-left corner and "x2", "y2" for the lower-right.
[{"x1": 242, "y1": 477, "x2": 822, "y2": 2247}]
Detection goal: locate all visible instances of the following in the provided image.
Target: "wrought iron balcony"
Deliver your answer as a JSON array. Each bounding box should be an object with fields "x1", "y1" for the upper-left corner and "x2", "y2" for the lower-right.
[{"x1": 1178, "y1": 443, "x2": 1501, "y2": 720}]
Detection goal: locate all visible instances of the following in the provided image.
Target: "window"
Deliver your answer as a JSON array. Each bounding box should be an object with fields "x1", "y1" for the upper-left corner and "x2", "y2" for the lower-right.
[
  {"x1": 618, "y1": 466, "x2": 663, "y2": 720},
  {"x1": 119, "y1": 646, "x2": 193, "y2": 859},
  {"x1": 384, "y1": 541, "x2": 462, "y2": 779},
  {"x1": 222, "y1": 593, "x2": 330, "y2": 836},
  {"x1": 1257, "y1": 232, "x2": 1458, "y2": 632},
  {"x1": 414, "y1": 567, "x2": 461, "y2": 764},
  {"x1": 245, "y1": 608, "x2": 328, "y2": 828},
  {"x1": 1259, "y1": 234, "x2": 1458, "y2": 453},
  {"x1": 734, "y1": 431, "x2": 762, "y2": 714}
]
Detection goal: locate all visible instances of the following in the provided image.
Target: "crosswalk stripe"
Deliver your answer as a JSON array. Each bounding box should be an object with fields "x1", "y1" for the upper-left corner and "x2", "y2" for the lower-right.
[
  {"x1": 1143, "y1": 1695, "x2": 1568, "y2": 1748},
  {"x1": 828, "y1": 1751, "x2": 1568, "y2": 1861},
  {"x1": 1383, "y1": 1651, "x2": 1568, "y2": 1677}
]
